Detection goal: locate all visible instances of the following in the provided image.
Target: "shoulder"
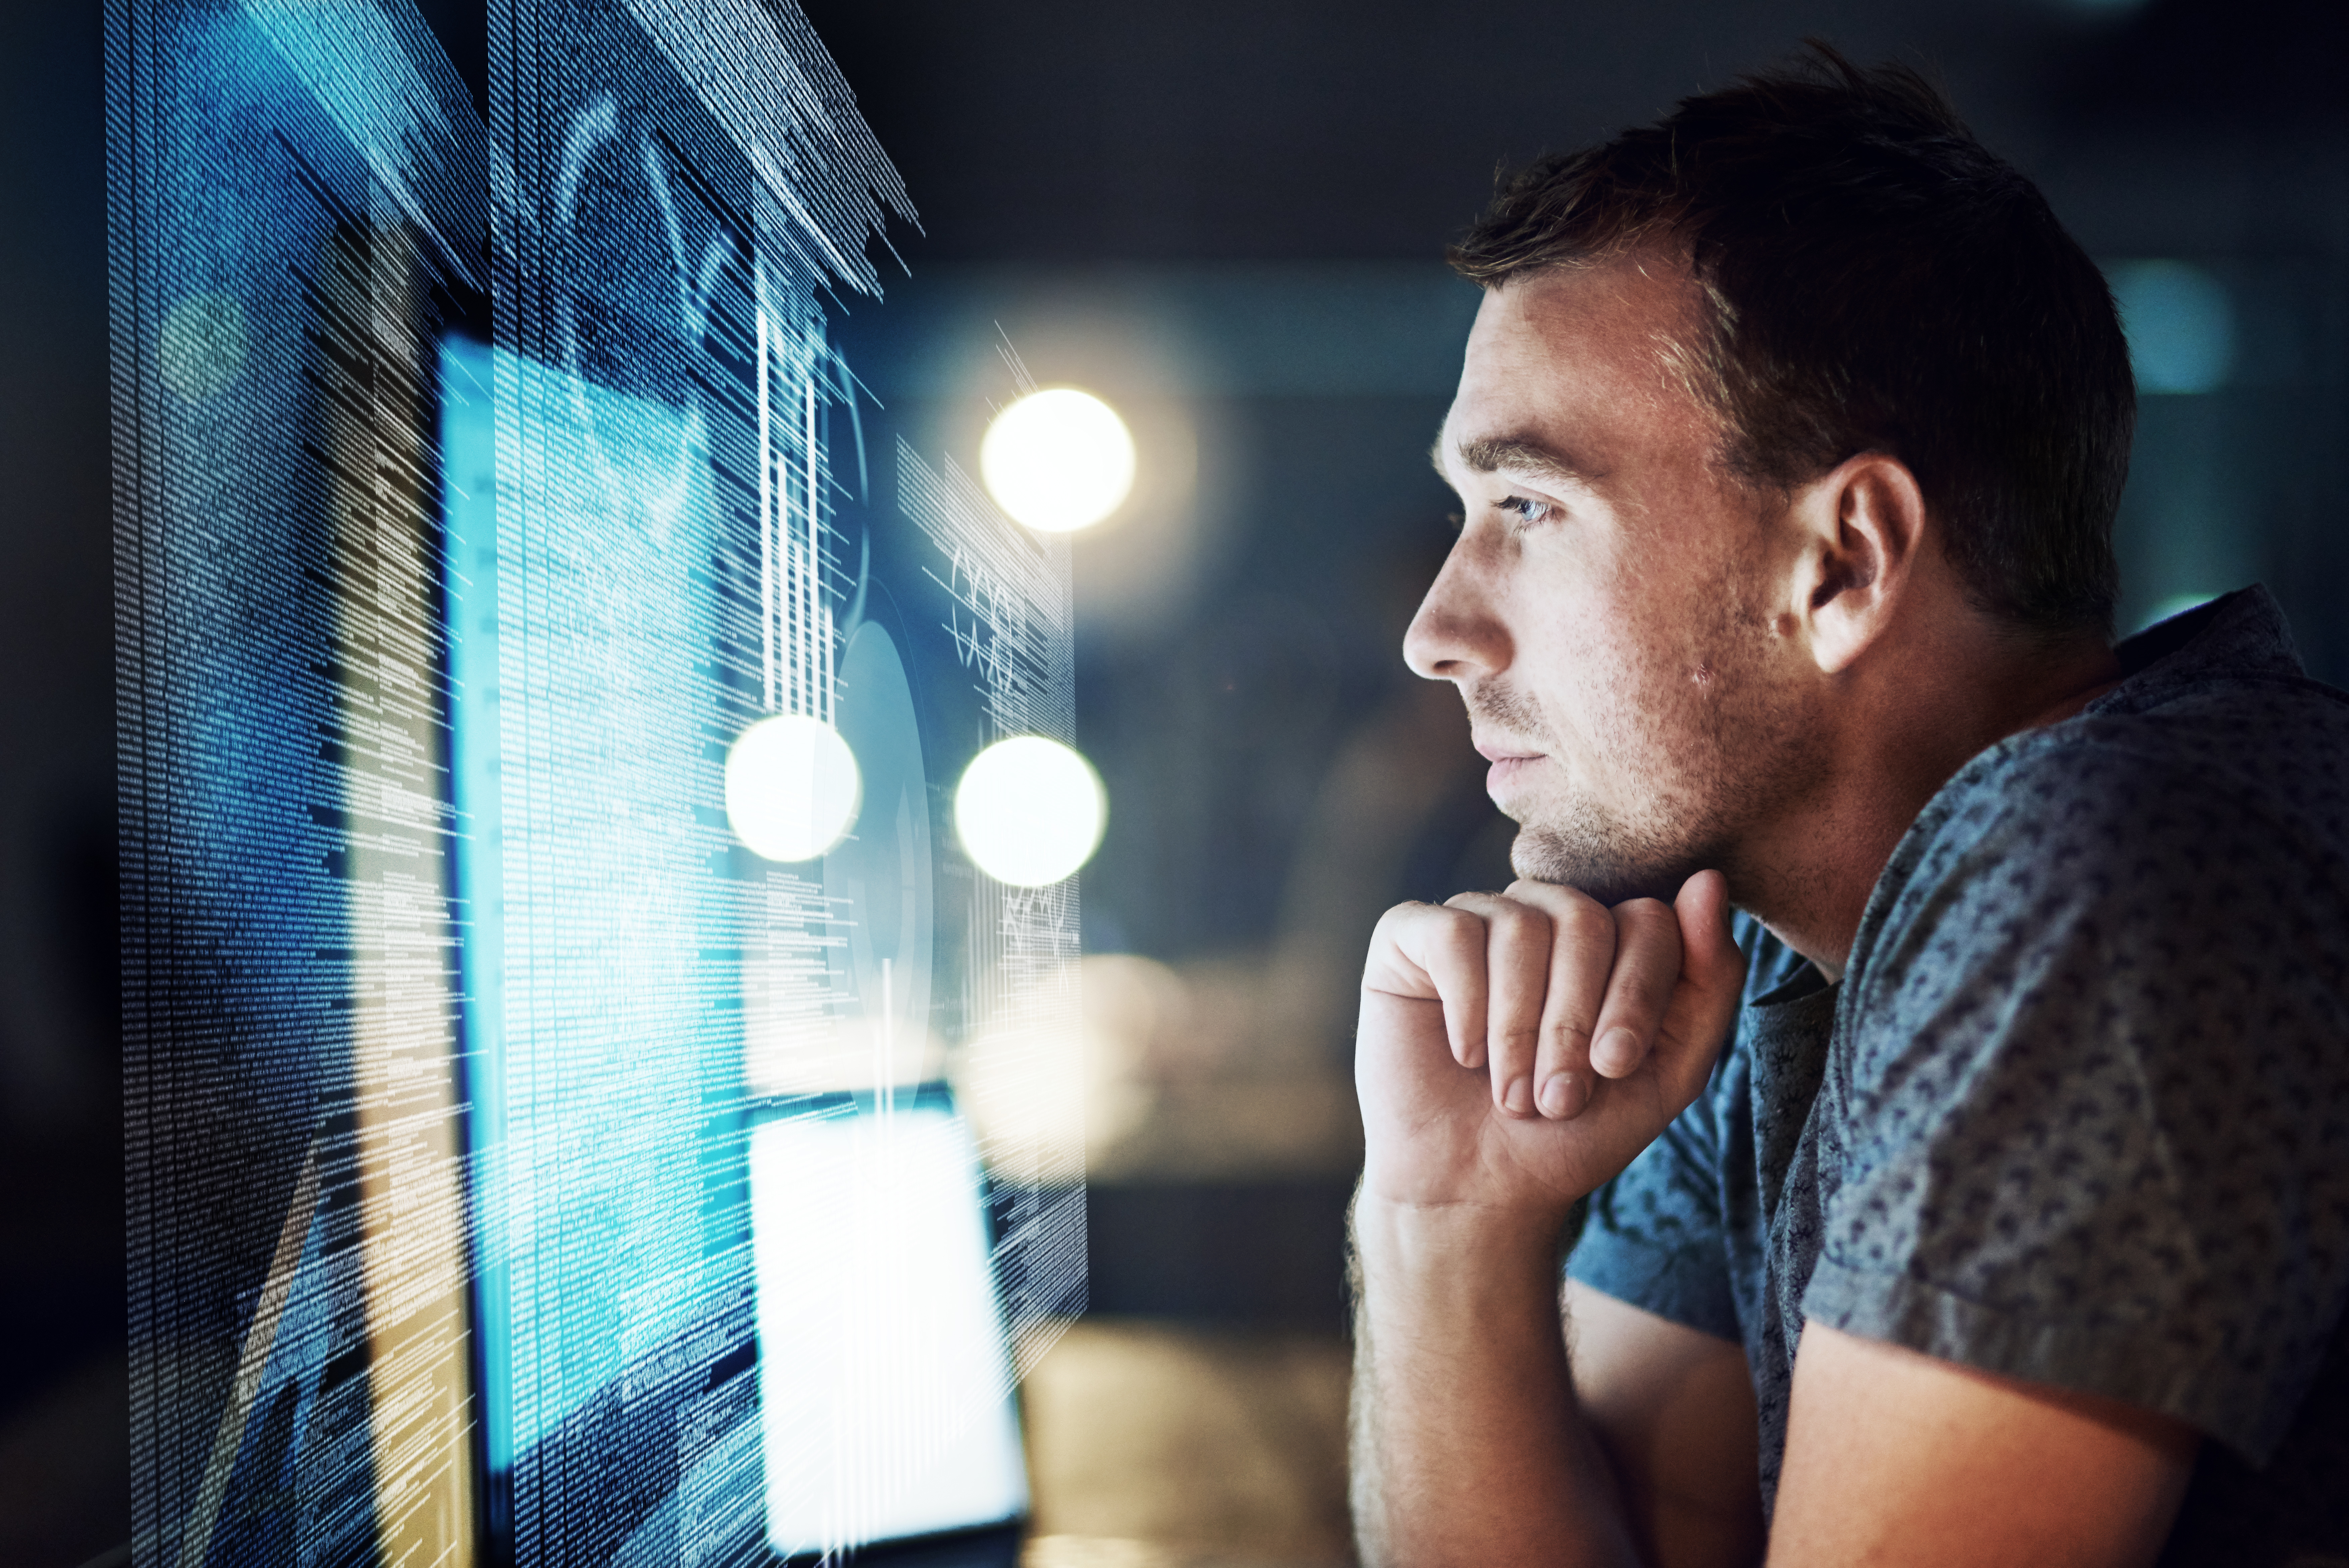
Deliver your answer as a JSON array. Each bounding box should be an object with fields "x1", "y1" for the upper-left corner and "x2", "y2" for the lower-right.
[
  {"x1": 1807, "y1": 672, "x2": 2349, "y2": 1461},
  {"x1": 1850, "y1": 677, "x2": 2349, "y2": 1033},
  {"x1": 1832, "y1": 676, "x2": 2349, "y2": 1156}
]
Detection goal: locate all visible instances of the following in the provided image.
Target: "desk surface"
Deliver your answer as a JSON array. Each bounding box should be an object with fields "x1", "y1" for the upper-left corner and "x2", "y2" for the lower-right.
[
  {"x1": 1025, "y1": 1537, "x2": 1348, "y2": 1568},
  {"x1": 1022, "y1": 1319, "x2": 1355, "y2": 1568},
  {"x1": 0, "y1": 1319, "x2": 1359, "y2": 1568}
]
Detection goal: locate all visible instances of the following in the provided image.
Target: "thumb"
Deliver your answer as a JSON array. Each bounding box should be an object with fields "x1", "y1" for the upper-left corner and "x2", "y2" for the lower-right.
[
  {"x1": 1651, "y1": 870, "x2": 1745, "y2": 1097},
  {"x1": 1672, "y1": 868, "x2": 1742, "y2": 1004}
]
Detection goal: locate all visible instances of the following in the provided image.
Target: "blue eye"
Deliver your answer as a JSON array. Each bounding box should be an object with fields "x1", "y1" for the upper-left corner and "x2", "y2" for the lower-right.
[{"x1": 1498, "y1": 494, "x2": 1559, "y2": 529}]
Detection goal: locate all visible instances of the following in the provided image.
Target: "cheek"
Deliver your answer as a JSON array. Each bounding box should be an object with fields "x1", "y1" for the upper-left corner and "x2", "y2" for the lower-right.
[
  {"x1": 1577, "y1": 610, "x2": 1742, "y2": 766},
  {"x1": 1519, "y1": 614, "x2": 1663, "y2": 737},
  {"x1": 1503, "y1": 541, "x2": 1727, "y2": 734}
]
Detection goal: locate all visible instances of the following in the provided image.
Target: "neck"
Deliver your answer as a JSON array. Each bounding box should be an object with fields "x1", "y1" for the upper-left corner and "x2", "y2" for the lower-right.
[{"x1": 1737, "y1": 632, "x2": 2122, "y2": 984}]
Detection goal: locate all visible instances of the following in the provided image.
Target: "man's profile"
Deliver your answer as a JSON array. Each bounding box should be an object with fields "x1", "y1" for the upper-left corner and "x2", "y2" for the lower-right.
[{"x1": 1348, "y1": 47, "x2": 2348, "y2": 1568}]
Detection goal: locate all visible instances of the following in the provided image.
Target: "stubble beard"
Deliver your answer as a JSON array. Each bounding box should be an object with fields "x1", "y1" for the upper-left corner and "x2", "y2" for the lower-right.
[
  {"x1": 1509, "y1": 794, "x2": 1718, "y2": 908},
  {"x1": 1472, "y1": 624, "x2": 1819, "y2": 911},
  {"x1": 1501, "y1": 752, "x2": 1733, "y2": 908}
]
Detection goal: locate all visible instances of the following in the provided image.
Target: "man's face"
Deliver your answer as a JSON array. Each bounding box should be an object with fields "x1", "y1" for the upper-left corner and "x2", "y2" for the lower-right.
[{"x1": 1409, "y1": 257, "x2": 1819, "y2": 904}]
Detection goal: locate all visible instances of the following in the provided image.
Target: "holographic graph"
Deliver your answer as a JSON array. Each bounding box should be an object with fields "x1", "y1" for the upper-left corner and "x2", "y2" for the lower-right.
[{"x1": 113, "y1": 1, "x2": 1089, "y2": 1562}]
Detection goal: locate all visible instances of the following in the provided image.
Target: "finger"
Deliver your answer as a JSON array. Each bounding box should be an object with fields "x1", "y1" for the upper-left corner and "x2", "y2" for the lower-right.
[
  {"x1": 1587, "y1": 898, "x2": 1682, "y2": 1079},
  {"x1": 1445, "y1": 891, "x2": 1553, "y2": 1114},
  {"x1": 1498, "y1": 879, "x2": 1616, "y2": 1120},
  {"x1": 1410, "y1": 903, "x2": 1493, "y2": 1070},
  {"x1": 1364, "y1": 901, "x2": 1496, "y2": 1069},
  {"x1": 1649, "y1": 870, "x2": 1749, "y2": 1106}
]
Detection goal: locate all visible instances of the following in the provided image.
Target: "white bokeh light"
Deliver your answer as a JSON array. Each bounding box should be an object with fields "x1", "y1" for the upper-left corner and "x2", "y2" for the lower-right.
[
  {"x1": 979, "y1": 388, "x2": 1136, "y2": 533},
  {"x1": 725, "y1": 714, "x2": 862, "y2": 862},
  {"x1": 953, "y1": 736, "x2": 1106, "y2": 887}
]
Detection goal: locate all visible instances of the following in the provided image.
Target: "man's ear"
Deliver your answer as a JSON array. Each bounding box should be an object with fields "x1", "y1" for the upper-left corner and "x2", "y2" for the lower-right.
[{"x1": 1783, "y1": 453, "x2": 1930, "y2": 675}]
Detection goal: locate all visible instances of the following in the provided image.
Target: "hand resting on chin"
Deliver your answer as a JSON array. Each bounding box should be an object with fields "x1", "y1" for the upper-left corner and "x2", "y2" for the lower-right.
[{"x1": 1355, "y1": 869, "x2": 1748, "y2": 1224}]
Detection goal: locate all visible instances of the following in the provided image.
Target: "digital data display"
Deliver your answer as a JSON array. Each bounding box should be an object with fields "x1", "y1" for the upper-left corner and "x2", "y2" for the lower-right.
[{"x1": 112, "y1": 2, "x2": 1087, "y2": 1562}]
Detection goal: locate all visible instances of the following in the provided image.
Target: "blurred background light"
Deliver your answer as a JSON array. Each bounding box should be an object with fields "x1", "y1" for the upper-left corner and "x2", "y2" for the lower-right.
[
  {"x1": 948, "y1": 952, "x2": 1178, "y2": 1177},
  {"x1": 2142, "y1": 590, "x2": 2224, "y2": 629},
  {"x1": 2111, "y1": 259, "x2": 2235, "y2": 394},
  {"x1": 980, "y1": 387, "x2": 1136, "y2": 532},
  {"x1": 951, "y1": 1025, "x2": 1085, "y2": 1177},
  {"x1": 1070, "y1": 953, "x2": 1181, "y2": 1160},
  {"x1": 954, "y1": 735, "x2": 1106, "y2": 886},
  {"x1": 724, "y1": 713, "x2": 862, "y2": 862}
]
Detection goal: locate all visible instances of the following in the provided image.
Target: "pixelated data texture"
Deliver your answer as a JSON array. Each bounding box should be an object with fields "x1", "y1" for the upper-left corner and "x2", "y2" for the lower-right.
[
  {"x1": 898, "y1": 441, "x2": 1088, "y2": 1378},
  {"x1": 114, "y1": 1, "x2": 1082, "y2": 1563}
]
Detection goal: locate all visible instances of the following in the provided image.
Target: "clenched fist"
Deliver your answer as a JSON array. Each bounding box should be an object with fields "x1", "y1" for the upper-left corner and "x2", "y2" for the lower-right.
[{"x1": 1355, "y1": 870, "x2": 1746, "y2": 1222}]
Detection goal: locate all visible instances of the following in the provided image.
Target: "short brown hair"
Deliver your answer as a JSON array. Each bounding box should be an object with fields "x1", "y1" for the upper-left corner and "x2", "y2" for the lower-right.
[{"x1": 1451, "y1": 45, "x2": 2131, "y2": 638}]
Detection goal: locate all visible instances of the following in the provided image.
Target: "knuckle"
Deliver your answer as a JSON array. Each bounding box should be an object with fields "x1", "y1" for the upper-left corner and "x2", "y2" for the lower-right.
[
  {"x1": 1431, "y1": 913, "x2": 1487, "y2": 961},
  {"x1": 1511, "y1": 877, "x2": 1603, "y2": 914},
  {"x1": 1486, "y1": 901, "x2": 1548, "y2": 944},
  {"x1": 1615, "y1": 915, "x2": 1676, "y2": 955},
  {"x1": 1556, "y1": 899, "x2": 1615, "y2": 945},
  {"x1": 1544, "y1": 1017, "x2": 1595, "y2": 1046},
  {"x1": 1383, "y1": 898, "x2": 1452, "y2": 931}
]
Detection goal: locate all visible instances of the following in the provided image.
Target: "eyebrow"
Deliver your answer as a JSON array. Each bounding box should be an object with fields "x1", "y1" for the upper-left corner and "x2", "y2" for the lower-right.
[{"x1": 1433, "y1": 433, "x2": 1601, "y2": 489}]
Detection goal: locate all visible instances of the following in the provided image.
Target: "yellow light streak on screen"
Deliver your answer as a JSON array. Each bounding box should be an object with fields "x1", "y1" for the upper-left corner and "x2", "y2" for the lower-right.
[{"x1": 332, "y1": 221, "x2": 477, "y2": 1568}]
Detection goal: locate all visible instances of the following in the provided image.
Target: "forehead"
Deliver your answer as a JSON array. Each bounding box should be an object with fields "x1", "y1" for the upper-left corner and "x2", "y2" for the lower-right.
[{"x1": 1441, "y1": 257, "x2": 1711, "y2": 481}]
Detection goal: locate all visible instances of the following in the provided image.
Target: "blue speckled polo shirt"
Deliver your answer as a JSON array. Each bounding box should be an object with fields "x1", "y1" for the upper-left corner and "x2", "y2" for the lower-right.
[{"x1": 1566, "y1": 586, "x2": 2349, "y2": 1566}]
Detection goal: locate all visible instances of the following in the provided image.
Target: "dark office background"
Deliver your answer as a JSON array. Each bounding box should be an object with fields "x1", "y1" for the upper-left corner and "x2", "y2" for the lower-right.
[{"x1": 3, "y1": 0, "x2": 2343, "y2": 1560}]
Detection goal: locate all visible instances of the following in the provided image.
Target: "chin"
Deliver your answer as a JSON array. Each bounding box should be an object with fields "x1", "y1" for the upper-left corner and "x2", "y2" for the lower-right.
[{"x1": 1508, "y1": 820, "x2": 1704, "y2": 908}]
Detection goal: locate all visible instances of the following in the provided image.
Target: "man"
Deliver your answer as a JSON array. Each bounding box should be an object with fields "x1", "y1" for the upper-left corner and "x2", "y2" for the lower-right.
[{"x1": 1348, "y1": 49, "x2": 2349, "y2": 1568}]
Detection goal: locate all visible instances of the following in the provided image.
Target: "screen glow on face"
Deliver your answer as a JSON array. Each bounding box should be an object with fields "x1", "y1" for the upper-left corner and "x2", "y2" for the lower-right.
[{"x1": 750, "y1": 1105, "x2": 1030, "y2": 1556}]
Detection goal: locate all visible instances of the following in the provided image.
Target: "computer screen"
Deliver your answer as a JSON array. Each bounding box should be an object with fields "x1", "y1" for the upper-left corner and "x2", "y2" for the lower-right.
[
  {"x1": 751, "y1": 1101, "x2": 1029, "y2": 1555},
  {"x1": 439, "y1": 330, "x2": 1043, "y2": 1561},
  {"x1": 115, "y1": 3, "x2": 1088, "y2": 1562}
]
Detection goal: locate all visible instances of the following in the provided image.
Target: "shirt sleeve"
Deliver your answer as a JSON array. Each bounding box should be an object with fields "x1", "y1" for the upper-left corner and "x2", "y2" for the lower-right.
[
  {"x1": 1804, "y1": 735, "x2": 2349, "y2": 1464},
  {"x1": 1567, "y1": 1054, "x2": 1744, "y2": 1345}
]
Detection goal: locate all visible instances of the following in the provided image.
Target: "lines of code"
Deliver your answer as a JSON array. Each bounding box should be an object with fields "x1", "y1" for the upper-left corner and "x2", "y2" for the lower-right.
[
  {"x1": 899, "y1": 444, "x2": 1089, "y2": 1378},
  {"x1": 115, "y1": 1, "x2": 1086, "y2": 1563},
  {"x1": 114, "y1": 3, "x2": 489, "y2": 1562}
]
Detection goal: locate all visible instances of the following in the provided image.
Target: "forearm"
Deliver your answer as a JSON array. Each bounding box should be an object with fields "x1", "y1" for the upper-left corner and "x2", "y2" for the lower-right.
[{"x1": 1349, "y1": 1192, "x2": 1643, "y2": 1568}]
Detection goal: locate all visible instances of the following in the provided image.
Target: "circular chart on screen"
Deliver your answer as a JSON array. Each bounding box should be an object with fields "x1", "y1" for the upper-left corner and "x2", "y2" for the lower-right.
[{"x1": 823, "y1": 619, "x2": 935, "y2": 1085}]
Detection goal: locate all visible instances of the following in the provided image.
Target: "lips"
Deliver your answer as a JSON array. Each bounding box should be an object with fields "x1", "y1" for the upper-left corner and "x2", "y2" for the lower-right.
[
  {"x1": 1470, "y1": 722, "x2": 1546, "y2": 800},
  {"x1": 1485, "y1": 755, "x2": 1542, "y2": 794},
  {"x1": 1472, "y1": 732, "x2": 1542, "y2": 764},
  {"x1": 1475, "y1": 735, "x2": 1545, "y2": 799}
]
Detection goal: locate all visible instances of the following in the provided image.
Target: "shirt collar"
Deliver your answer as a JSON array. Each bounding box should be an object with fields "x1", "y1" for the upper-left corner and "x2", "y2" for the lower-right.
[{"x1": 2093, "y1": 585, "x2": 2305, "y2": 715}]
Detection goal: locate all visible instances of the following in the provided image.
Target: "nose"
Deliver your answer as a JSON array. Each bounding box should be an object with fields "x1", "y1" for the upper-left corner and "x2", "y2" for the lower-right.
[{"x1": 1403, "y1": 533, "x2": 1509, "y2": 683}]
